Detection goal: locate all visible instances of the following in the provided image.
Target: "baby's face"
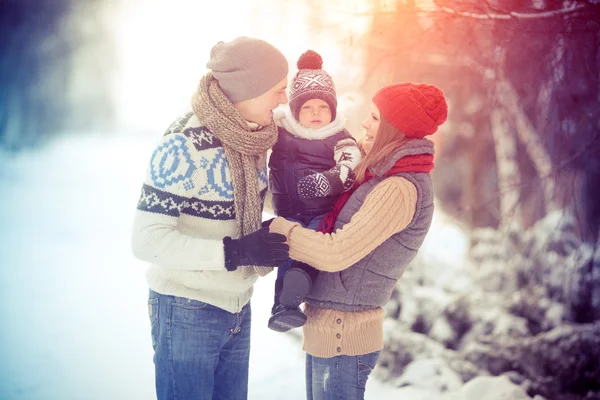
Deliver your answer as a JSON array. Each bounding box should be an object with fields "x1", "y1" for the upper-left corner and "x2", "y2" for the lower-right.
[{"x1": 298, "y1": 99, "x2": 332, "y2": 129}]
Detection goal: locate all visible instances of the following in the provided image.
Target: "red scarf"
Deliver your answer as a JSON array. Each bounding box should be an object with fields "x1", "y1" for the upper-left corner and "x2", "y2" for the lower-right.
[{"x1": 317, "y1": 154, "x2": 434, "y2": 234}]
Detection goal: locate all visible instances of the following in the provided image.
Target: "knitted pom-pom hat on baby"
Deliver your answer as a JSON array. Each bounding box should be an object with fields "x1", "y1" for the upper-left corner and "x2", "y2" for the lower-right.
[
  {"x1": 373, "y1": 83, "x2": 448, "y2": 138},
  {"x1": 289, "y1": 50, "x2": 338, "y2": 121}
]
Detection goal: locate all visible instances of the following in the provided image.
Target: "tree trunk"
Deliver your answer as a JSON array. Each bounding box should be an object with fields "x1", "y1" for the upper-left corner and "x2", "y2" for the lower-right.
[
  {"x1": 490, "y1": 107, "x2": 522, "y2": 231},
  {"x1": 495, "y1": 77, "x2": 558, "y2": 212}
]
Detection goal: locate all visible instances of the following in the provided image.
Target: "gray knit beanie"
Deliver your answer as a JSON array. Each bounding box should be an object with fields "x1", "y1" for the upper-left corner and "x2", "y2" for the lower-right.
[{"x1": 206, "y1": 37, "x2": 289, "y2": 103}]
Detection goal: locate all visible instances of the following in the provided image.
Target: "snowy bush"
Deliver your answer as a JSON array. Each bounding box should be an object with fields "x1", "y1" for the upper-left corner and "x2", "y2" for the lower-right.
[{"x1": 378, "y1": 211, "x2": 600, "y2": 399}]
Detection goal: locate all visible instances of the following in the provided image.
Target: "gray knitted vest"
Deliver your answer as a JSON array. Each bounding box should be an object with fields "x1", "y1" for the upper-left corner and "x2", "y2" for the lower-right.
[{"x1": 305, "y1": 139, "x2": 435, "y2": 312}]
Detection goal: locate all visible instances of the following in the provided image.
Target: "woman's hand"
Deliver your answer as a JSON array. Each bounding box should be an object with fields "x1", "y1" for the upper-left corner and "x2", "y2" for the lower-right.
[{"x1": 358, "y1": 135, "x2": 371, "y2": 156}]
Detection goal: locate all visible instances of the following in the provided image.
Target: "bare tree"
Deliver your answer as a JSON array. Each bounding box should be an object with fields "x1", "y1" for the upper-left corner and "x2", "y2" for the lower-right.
[
  {"x1": 494, "y1": 71, "x2": 559, "y2": 212},
  {"x1": 356, "y1": 0, "x2": 598, "y2": 230},
  {"x1": 491, "y1": 107, "x2": 523, "y2": 230}
]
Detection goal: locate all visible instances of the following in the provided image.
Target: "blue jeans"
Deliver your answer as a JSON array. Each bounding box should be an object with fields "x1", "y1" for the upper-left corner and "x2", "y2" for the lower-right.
[
  {"x1": 305, "y1": 351, "x2": 380, "y2": 400},
  {"x1": 148, "y1": 290, "x2": 251, "y2": 400},
  {"x1": 276, "y1": 213, "x2": 326, "y2": 280}
]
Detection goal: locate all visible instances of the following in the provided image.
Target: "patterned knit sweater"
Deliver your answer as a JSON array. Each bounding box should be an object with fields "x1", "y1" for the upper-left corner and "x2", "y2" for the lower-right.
[{"x1": 131, "y1": 112, "x2": 269, "y2": 313}]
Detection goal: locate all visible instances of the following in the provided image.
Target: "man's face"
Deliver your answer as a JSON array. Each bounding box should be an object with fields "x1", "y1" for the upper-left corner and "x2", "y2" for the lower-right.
[
  {"x1": 234, "y1": 77, "x2": 288, "y2": 126},
  {"x1": 298, "y1": 99, "x2": 332, "y2": 129}
]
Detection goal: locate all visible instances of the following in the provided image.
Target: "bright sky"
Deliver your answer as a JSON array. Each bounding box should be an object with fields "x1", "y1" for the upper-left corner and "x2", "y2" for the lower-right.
[{"x1": 105, "y1": 0, "x2": 374, "y2": 133}]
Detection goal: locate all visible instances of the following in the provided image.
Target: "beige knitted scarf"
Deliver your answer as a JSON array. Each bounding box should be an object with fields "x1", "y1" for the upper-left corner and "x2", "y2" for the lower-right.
[{"x1": 192, "y1": 72, "x2": 277, "y2": 277}]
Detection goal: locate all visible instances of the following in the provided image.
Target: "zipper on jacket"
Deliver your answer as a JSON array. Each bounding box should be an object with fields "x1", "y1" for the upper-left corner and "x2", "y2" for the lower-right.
[{"x1": 286, "y1": 136, "x2": 303, "y2": 217}]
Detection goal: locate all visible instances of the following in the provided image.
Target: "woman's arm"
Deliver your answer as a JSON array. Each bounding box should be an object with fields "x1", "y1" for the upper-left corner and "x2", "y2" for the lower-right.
[{"x1": 270, "y1": 176, "x2": 418, "y2": 272}]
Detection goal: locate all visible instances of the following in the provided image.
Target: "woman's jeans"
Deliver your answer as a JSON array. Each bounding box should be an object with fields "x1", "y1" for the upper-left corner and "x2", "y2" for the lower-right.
[
  {"x1": 305, "y1": 351, "x2": 380, "y2": 400},
  {"x1": 148, "y1": 290, "x2": 251, "y2": 400}
]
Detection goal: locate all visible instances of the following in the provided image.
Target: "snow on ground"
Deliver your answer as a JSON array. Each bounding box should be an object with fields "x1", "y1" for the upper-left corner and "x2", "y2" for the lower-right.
[{"x1": 0, "y1": 133, "x2": 472, "y2": 399}]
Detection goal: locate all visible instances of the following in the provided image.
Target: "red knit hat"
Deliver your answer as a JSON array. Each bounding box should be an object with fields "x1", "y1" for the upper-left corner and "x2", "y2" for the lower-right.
[{"x1": 372, "y1": 83, "x2": 448, "y2": 138}]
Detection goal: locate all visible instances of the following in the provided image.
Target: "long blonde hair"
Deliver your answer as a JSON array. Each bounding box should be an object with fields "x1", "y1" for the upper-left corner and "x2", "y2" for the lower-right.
[{"x1": 354, "y1": 115, "x2": 410, "y2": 184}]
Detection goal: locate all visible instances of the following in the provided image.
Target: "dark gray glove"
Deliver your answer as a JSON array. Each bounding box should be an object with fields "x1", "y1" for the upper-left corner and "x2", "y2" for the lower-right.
[
  {"x1": 262, "y1": 218, "x2": 275, "y2": 228},
  {"x1": 223, "y1": 228, "x2": 289, "y2": 271}
]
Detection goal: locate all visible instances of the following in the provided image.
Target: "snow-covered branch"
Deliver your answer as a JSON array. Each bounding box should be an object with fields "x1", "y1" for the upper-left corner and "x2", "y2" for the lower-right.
[{"x1": 432, "y1": 0, "x2": 588, "y2": 20}]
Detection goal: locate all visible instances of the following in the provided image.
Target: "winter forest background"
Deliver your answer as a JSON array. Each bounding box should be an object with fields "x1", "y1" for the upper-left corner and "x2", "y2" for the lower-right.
[{"x1": 1, "y1": 0, "x2": 599, "y2": 399}]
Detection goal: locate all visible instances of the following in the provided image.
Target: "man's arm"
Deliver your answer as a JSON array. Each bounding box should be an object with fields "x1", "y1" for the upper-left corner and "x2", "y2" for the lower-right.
[
  {"x1": 132, "y1": 208, "x2": 228, "y2": 271},
  {"x1": 130, "y1": 132, "x2": 229, "y2": 271}
]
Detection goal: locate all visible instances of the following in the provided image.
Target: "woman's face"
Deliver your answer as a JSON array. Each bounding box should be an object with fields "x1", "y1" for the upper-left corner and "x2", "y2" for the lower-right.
[{"x1": 360, "y1": 102, "x2": 381, "y2": 155}]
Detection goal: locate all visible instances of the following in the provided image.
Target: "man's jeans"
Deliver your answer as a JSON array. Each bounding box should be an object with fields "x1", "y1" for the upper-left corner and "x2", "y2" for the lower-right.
[
  {"x1": 148, "y1": 290, "x2": 251, "y2": 400},
  {"x1": 305, "y1": 351, "x2": 380, "y2": 400}
]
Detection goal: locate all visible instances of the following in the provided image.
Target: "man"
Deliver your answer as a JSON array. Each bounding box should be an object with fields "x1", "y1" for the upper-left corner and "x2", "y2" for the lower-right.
[{"x1": 131, "y1": 36, "x2": 290, "y2": 399}]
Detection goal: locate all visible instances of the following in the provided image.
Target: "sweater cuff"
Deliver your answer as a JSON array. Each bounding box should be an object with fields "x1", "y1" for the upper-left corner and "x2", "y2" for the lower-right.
[{"x1": 269, "y1": 217, "x2": 300, "y2": 240}]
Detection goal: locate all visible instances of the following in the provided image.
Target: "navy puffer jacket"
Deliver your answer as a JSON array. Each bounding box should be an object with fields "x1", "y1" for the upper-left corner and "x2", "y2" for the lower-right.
[{"x1": 269, "y1": 127, "x2": 354, "y2": 224}]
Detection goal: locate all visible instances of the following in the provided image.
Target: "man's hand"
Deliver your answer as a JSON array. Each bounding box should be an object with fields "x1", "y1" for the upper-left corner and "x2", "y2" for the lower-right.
[
  {"x1": 223, "y1": 228, "x2": 289, "y2": 271},
  {"x1": 262, "y1": 218, "x2": 275, "y2": 228}
]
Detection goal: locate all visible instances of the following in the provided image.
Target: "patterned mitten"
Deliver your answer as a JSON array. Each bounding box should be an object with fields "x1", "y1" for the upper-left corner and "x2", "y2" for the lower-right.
[{"x1": 297, "y1": 165, "x2": 356, "y2": 199}]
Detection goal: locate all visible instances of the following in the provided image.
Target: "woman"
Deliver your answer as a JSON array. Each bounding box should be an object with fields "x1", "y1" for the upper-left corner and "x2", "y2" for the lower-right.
[{"x1": 268, "y1": 82, "x2": 448, "y2": 399}]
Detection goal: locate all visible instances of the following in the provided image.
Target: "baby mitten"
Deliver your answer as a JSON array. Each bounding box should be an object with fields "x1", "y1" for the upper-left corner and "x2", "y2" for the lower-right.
[{"x1": 297, "y1": 165, "x2": 355, "y2": 199}]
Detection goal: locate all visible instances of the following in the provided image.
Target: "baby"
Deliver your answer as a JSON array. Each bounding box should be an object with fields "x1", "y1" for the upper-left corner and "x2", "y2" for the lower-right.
[{"x1": 267, "y1": 50, "x2": 361, "y2": 332}]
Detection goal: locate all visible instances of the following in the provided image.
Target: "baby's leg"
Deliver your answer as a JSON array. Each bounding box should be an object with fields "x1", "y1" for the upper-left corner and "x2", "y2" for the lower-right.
[
  {"x1": 279, "y1": 264, "x2": 312, "y2": 309},
  {"x1": 272, "y1": 259, "x2": 293, "y2": 313},
  {"x1": 268, "y1": 265, "x2": 312, "y2": 332}
]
